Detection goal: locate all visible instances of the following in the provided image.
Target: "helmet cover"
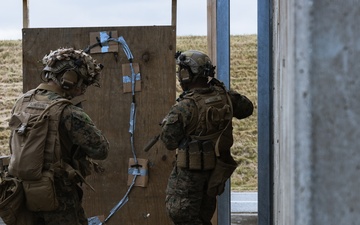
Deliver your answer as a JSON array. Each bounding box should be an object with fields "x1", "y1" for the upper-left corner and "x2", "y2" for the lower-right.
[
  {"x1": 176, "y1": 50, "x2": 214, "y2": 76},
  {"x1": 42, "y1": 48, "x2": 103, "y2": 87}
]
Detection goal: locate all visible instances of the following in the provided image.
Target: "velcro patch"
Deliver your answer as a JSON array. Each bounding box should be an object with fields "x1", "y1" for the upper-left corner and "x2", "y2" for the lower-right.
[{"x1": 27, "y1": 102, "x2": 48, "y2": 110}]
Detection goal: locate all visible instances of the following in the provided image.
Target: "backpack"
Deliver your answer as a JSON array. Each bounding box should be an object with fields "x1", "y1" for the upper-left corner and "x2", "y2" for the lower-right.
[
  {"x1": 6, "y1": 89, "x2": 101, "y2": 212},
  {"x1": 8, "y1": 89, "x2": 72, "y2": 181}
]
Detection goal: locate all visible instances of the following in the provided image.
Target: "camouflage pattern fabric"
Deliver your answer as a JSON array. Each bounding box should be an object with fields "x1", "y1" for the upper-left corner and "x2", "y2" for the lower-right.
[
  {"x1": 42, "y1": 48, "x2": 103, "y2": 87},
  {"x1": 161, "y1": 88, "x2": 219, "y2": 225},
  {"x1": 37, "y1": 87, "x2": 109, "y2": 160},
  {"x1": 165, "y1": 167, "x2": 216, "y2": 225},
  {"x1": 160, "y1": 95, "x2": 196, "y2": 150},
  {"x1": 161, "y1": 85, "x2": 253, "y2": 225},
  {"x1": 176, "y1": 50, "x2": 212, "y2": 75},
  {"x1": 19, "y1": 86, "x2": 109, "y2": 224},
  {"x1": 34, "y1": 175, "x2": 87, "y2": 225},
  {"x1": 60, "y1": 103, "x2": 109, "y2": 160}
]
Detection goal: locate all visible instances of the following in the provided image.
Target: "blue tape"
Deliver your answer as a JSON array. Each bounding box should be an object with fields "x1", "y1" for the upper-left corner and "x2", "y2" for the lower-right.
[
  {"x1": 128, "y1": 168, "x2": 148, "y2": 176},
  {"x1": 99, "y1": 31, "x2": 109, "y2": 53},
  {"x1": 88, "y1": 216, "x2": 102, "y2": 225},
  {"x1": 122, "y1": 73, "x2": 141, "y2": 83}
]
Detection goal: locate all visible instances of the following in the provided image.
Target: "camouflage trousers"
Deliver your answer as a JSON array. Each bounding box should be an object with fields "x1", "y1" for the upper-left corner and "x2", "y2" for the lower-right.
[
  {"x1": 165, "y1": 166, "x2": 216, "y2": 225},
  {"x1": 34, "y1": 176, "x2": 88, "y2": 225}
]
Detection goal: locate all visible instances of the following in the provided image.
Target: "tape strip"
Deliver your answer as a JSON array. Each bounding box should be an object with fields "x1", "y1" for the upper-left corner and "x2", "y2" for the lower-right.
[
  {"x1": 99, "y1": 31, "x2": 109, "y2": 53},
  {"x1": 128, "y1": 168, "x2": 148, "y2": 176},
  {"x1": 122, "y1": 73, "x2": 141, "y2": 83}
]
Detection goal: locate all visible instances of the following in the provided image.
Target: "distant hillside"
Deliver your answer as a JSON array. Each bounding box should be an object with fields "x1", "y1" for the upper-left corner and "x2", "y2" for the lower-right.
[{"x1": 0, "y1": 35, "x2": 258, "y2": 191}]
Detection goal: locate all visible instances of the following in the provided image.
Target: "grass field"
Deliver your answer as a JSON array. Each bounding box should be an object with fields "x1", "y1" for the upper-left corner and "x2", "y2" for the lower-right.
[{"x1": 0, "y1": 35, "x2": 258, "y2": 191}]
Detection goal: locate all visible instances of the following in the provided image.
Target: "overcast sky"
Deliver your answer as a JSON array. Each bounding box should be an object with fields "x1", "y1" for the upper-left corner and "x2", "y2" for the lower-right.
[{"x1": 0, "y1": 0, "x2": 257, "y2": 40}]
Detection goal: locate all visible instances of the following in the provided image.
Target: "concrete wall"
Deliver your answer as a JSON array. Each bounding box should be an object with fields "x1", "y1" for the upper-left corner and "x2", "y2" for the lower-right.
[{"x1": 273, "y1": 0, "x2": 360, "y2": 224}]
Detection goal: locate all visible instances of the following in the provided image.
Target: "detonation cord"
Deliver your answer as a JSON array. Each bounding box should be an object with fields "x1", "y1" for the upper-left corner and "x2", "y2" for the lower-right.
[{"x1": 86, "y1": 35, "x2": 140, "y2": 224}]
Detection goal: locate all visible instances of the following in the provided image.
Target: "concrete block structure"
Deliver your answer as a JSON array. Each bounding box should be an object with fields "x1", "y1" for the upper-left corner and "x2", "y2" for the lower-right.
[{"x1": 258, "y1": 0, "x2": 360, "y2": 224}]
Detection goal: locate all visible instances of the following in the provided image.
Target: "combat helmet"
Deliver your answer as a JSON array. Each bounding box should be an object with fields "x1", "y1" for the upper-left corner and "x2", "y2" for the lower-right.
[
  {"x1": 42, "y1": 48, "x2": 103, "y2": 90},
  {"x1": 175, "y1": 50, "x2": 216, "y2": 85}
]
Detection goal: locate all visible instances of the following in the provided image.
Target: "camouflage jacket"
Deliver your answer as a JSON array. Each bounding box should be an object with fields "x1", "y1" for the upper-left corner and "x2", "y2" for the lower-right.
[
  {"x1": 160, "y1": 84, "x2": 253, "y2": 160},
  {"x1": 11, "y1": 83, "x2": 109, "y2": 177}
]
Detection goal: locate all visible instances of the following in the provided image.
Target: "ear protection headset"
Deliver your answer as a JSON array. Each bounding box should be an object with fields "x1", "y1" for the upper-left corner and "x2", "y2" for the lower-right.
[
  {"x1": 178, "y1": 63, "x2": 215, "y2": 84},
  {"x1": 60, "y1": 70, "x2": 78, "y2": 90},
  {"x1": 177, "y1": 66, "x2": 192, "y2": 84},
  {"x1": 176, "y1": 53, "x2": 194, "y2": 85}
]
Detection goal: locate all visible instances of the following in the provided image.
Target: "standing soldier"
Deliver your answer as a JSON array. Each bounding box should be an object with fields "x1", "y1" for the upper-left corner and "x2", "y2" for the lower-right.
[
  {"x1": 160, "y1": 50, "x2": 253, "y2": 225},
  {"x1": 6, "y1": 48, "x2": 109, "y2": 225}
]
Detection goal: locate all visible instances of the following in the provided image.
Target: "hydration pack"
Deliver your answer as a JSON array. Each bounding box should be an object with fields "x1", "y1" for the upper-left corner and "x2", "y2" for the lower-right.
[{"x1": 8, "y1": 89, "x2": 71, "y2": 181}]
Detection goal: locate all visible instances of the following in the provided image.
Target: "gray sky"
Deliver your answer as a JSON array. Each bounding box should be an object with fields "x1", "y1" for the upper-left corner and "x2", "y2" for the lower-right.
[{"x1": 0, "y1": 0, "x2": 257, "y2": 40}]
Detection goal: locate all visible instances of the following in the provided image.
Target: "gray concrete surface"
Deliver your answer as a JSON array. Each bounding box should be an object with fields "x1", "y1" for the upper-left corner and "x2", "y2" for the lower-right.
[
  {"x1": 231, "y1": 192, "x2": 257, "y2": 225},
  {"x1": 231, "y1": 213, "x2": 257, "y2": 225},
  {"x1": 231, "y1": 192, "x2": 257, "y2": 213},
  {"x1": 272, "y1": 1, "x2": 360, "y2": 225}
]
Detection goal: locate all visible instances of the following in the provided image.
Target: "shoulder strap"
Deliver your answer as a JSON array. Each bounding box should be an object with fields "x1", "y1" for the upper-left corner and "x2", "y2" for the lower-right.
[
  {"x1": 212, "y1": 91, "x2": 233, "y2": 156},
  {"x1": 182, "y1": 94, "x2": 201, "y2": 136},
  {"x1": 36, "y1": 99, "x2": 72, "y2": 123},
  {"x1": 42, "y1": 99, "x2": 72, "y2": 167}
]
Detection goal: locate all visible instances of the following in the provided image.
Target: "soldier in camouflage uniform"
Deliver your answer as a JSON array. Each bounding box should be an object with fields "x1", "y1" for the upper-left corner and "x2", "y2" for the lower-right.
[
  {"x1": 160, "y1": 50, "x2": 253, "y2": 225},
  {"x1": 9, "y1": 48, "x2": 109, "y2": 225}
]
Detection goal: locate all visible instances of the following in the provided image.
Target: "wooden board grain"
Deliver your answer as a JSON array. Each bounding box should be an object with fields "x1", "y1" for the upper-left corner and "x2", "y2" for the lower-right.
[{"x1": 22, "y1": 26, "x2": 176, "y2": 225}]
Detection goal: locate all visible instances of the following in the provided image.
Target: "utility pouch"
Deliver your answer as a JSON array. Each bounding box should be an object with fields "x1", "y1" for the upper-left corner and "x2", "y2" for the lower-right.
[
  {"x1": 22, "y1": 171, "x2": 59, "y2": 212},
  {"x1": 202, "y1": 141, "x2": 216, "y2": 170},
  {"x1": 0, "y1": 177, "x2": 34, "y2": 225},
  {"x1": 207, "y1": 158, "x2": 238, "y2": 197},
  {"x1": 176, "y1": 149, "x2": 188, "y2": 169},
  {"x1": 188, "y1": 140, "x2": 202, "y2": 170},
  {"x1": 0, "y1": 177, "x2": 24, "y2": 225}
]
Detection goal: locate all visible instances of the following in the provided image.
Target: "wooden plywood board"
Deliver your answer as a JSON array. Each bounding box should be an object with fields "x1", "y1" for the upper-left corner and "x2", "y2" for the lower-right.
[
  {"x1": 22, "y1": 26, "x2": 176, "y2": 225},
  {"x1": 89, "y1": 30, "x2": 119, "y2": 54},
  {"x1": 127, "y1": 158, "x2": 149, "y2": 187}
]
